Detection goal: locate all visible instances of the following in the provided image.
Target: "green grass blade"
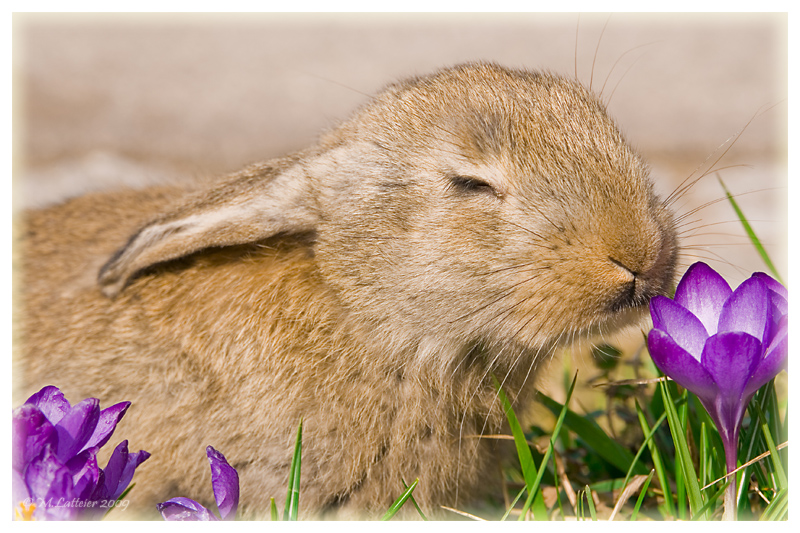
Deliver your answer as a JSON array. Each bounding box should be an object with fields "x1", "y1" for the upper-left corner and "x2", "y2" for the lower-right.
[
  {"x1": 699, "y1": 422, "x2": 708, "y2": 488},
  {"x1": 675, "y1": 454, "x2": 686, "y2": 519},
  {"x1": 401, "y1": 478, "x2": 428, "y2": 520},
  {"x1": 635, "y1": 401, "x2": 674, "y2": 518},
  {"x1": 584, "y1": 485, "x2": 597, "y2": 521},
  {"x1": 516, "y1": 373, "x2": 578, "y2": 521},
  {"x1": 741, "y1": 382, "x2": 784, "y2": 510},
  {"x1": 381, "y1": 478, "x2": 418, "y2": 521},
  {"x1": 500, "y1": 486, "x2": 527, "y2": 521},
  {"x1": 660, "y1": 382, "x2": 705, "y2": 518},
  {"x1": 745, "y1": 391, "x2": 782, "y2": 505},
  {"x1": 104, "y1": 483, "x2": 136, "y2": 518},
  {"x1": 676, "y1": 389, "x2": 689, "y2": 520},
  {"x1": 283, "y1": 418, "x2": 303, "y2": 521},
  {"x1": 767, "y1": 381, "x2": 785, "y2": 439},
  {"x1": 621, "y1": 407, "x2": 667, "y2": 498},
  {"x1": 718, "y1": 176, "x2": 783, "y2": 283},
  {"x1": 760, "y1": 488, "x2": 788, "y2": 521},
  {"x1": 538, "y1": 392, "x2": 647, "y2": 475},
  {"x1": 492, "y1": 375, "x2": 548, "y2": 520},
  {"x1": 552, "y1": 456, "x2": 565, "y2": 520},
  {"x1": 690, "y1": 479, "x2": 729, "y2": 520},
  {"x1": 514, "y1": 454, "x2": 551, "y2": 520},
  {"x1": 761, "y1": 422, "x2": 787, "y2": 490},
  {"x1": 630, "y1": 470, "x2": 655, "y2": 521},
  {"x1": 761, "y1": 380, "x2": 787, "y2": 468},
  {"x1": 270, "y1": 497, "x2": 278, "y2": 521},
  {"x1": 741, "y1": 398, "x2": 768, "y2": 507},
  {"x1": 688, "y1": 394, "x2": 725, "y2": 480}
]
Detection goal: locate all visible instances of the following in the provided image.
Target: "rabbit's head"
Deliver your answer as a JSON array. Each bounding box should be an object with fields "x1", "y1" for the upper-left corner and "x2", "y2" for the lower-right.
[{"x1": 99, "y1": 63, "x2": 677, "y2": 366}]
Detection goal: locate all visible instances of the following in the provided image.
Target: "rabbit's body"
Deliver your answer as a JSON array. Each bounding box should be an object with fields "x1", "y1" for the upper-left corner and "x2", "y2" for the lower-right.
[
  {"x1": 19, "y1": 181, "x2": 523, "y2": 518},
  {"x1": 15, "y1": 63, "x2": 678, "y2": 518}
]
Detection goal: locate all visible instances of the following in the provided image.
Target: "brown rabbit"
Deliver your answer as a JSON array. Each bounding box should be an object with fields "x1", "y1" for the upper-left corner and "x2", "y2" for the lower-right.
[{"x1": 15, "y1": 62, "x2": 678, "y2": 519}]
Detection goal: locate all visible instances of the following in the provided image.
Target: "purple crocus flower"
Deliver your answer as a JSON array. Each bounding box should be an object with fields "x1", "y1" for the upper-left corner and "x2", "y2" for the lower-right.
[
  {"x1": 647, "y1": 261, "x2": 787, "y2": 514},
  {"x1": 157, "y1": 446, "x2": 239, "y2": 521},
  {"x1": 12, "y1": 386, "x2": 150, "y2": 520}
]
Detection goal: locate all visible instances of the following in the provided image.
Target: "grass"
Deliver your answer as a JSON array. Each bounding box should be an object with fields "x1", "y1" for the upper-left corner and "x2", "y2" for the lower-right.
[
  {"x1": 443, "y1": 351, "x2": 785, "y2": 521},
  {"x1": 270, "y1": 418, "x2": 429, "y2": 521},
  {"x1": 266, "y1": 363, "x2": 786, "y2": 520}
]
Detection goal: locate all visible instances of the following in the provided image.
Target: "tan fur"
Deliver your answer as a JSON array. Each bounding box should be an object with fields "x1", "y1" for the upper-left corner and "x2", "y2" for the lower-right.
[{"x1": 14, "y1": 63, "x2": 678, "y2": 519}]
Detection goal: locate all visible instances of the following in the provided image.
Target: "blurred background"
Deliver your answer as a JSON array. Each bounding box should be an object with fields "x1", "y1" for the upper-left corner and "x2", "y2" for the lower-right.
[{"x1": 12, "y1": 12, "x2": 787, "y2": 297}]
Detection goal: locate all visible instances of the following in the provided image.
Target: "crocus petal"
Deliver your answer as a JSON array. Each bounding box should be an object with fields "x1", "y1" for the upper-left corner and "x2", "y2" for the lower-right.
[
  {"x1": 24, "y1": 446, "x2": 78, "y2": 520},
  {"x1": 674, "y1": 262, "x2": 732, "y2": 336},
  {"x1": 25, "y1": 386, "x2": 72, "y2": 425},
  {"x1": 761, "y1": 283, "x2": 788, "y2": 348},
  {"x1": 24, "y1": 446, "x2": 68, "y2": 500},
  {"x1": 763, "y1": 314, "x2": 788, "y2": 364},
  {"x1": 54, "y1": 398, "x2": 100, "y2": 462},
  {"x1": 99, "y1": 440, "x2": 150, "y2": 501},
  {"x1": 65, "y1": 447, "x2": 101, "y2": 501},
  {"x1": 647, "y1": 329, "x2": 717, "y2": 403},
  {"x1": 766, "y1": 285, "x2": 788, "y2": 318},
  {"x1": 100, "y1": 440, "x2": 128, "y2": 499},
  {"x1": 744, "y1": 315, "x2": 788, "y2": 398},
  {"x1": 83, "y1": 402, "x2": 130, "y2": 452},
  {"x1": 717, "y1": 277, "x2": 768, "y2": 340},
  {"x1": 650, "y1": 296, "x2": 709, "y2": 359},
  {"x1": 112, "y1": 449, "x2": 151, "y2": 501},
  {"x1": 207, "y1": 446, "x2": 239, "y2": 520},
  {"x1": 751, "y1": 272, "x2": 788, "y2": 304},
  {"x1": 701, "y1": 331, "x2": 762, "y2": 401},
  {"x1": 710, "y1": 389, "x2": 750, "y2": 472},
  {"x1": 12, "y1": 404, "x2": 57, "y2": 472},
  {"x1": 700, "y1": 332, "x2": 762, "y2": 448},
  {"x1": 157, "y1": 497, "x2": 218, "y2": 521}
]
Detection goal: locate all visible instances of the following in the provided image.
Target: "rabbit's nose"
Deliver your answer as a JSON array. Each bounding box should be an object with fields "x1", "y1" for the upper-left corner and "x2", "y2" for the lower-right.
[{"x1": 605, "y1": 230, "x2": 677, "y2": 314}]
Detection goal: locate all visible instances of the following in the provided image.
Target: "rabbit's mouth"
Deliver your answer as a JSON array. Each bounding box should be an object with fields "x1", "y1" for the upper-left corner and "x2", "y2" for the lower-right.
[
  {"x1": 604, "y1": 254, "x2": 676, "y2": 315},
  {"x1": 602, "y1": 212, "x2": 679, "y2": 317}
]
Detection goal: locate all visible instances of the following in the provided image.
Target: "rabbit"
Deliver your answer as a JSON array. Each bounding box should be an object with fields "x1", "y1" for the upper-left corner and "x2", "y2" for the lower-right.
[{"x1": 14, "y1": 62, "x2": 678, "y2": 519}]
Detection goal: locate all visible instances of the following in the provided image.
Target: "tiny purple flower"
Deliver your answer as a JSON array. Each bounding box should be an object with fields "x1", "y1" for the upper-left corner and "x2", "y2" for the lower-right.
[
  {"x1": 157, "y1": 446, "x2": 240, "y2": 521},
  {"x1": 12, "y1": 386, "x2": 150, "y2": 521},
  {"x1": 647, "y1": 262, "x2": 788, "y2": 476}
]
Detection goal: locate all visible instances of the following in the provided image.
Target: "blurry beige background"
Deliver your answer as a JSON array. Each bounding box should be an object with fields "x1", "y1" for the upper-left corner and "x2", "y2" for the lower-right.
[{"x1": 13, "y1": 12, "x2": 787, "y2": 288}]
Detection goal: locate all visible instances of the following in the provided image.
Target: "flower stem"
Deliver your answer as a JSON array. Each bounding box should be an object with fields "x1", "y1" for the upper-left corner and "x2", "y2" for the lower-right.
[
  {"x1": 722, "y1": 478, "x2": 736, "y2": 521},
  {"x1": 722, "y1": 438, "x2": 738, "y2": 521}
]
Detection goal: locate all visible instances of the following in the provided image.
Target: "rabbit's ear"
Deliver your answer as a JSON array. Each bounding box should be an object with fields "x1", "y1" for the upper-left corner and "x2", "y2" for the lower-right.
[{"x1": 98, "y1": 160, "x2": 317, "y2": 297}]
